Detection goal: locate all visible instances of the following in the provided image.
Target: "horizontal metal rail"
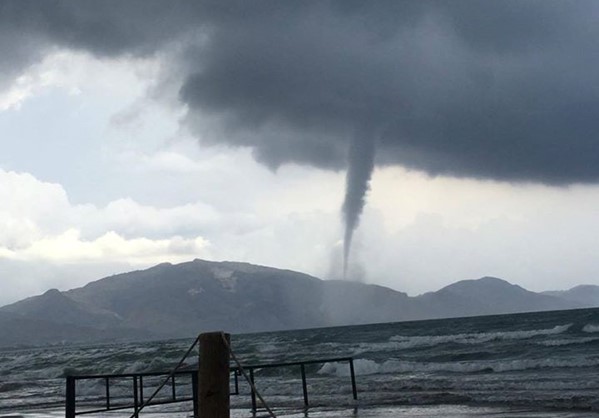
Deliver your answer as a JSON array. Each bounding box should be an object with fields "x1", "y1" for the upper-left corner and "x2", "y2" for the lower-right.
[
  {"x1": 65, "y1": 356, "x2": 357, "y2": 417},
  {"x1": 67, "y1": 369, "x2": 197, "y2": 380}
]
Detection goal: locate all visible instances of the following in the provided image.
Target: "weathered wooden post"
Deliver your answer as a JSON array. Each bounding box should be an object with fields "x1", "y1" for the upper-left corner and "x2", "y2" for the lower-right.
[
  {"x1": 198, "y1": 332, "x2": 230, "y2": 418},
  {"x1": 191, "y1": 371, "x2": 199, "y2": 417},
  {"x1": 65, "y1": 375, "x2": 76, "y2": 418}
]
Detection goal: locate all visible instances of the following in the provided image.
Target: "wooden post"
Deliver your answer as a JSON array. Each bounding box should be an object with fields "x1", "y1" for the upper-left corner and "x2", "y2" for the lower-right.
[
  {"x1": 65, "y1": 376, "x2": 76, "y2": 418},
  {"x1": 191, "y1": 371, "x2": 199, "y2": 418},
  {"x1": 199, "y1": 332, "x2": 230, "y2": 418}
]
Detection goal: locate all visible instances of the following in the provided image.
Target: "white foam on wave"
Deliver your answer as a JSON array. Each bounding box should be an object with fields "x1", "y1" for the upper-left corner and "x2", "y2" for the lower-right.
[
  {"x1": 538, "y1": 337, "x2": 599, "y2": 346},
  {"x1": 318, "y1": 354, "x2": 599, "y2": 377},
  {"x1": 257, "y1": 343, "x2": 279, "y2": 353},
  {"x1": 121, "y1": 357, "x2": 172, "y2": 374},
  {"x1": 384, "y1": 357, "x2": 599, "y2": 373},
  {"x1": 583, "y1": 323, "x2": 599, "y2": 333},
  {"x1": 131, "y1": 347, "x2": 159, "y2": 355},
  {"x1": 378, "y1": 324, "x2": 573, "y2": 351},
  {"x1": 318, "y1": 359, "x2": 380, "y2": 376}
]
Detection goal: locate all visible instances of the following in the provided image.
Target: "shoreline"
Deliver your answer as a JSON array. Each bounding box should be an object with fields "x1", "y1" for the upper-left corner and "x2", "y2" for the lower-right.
[{"x1": 6, "y1": 404, "x2": 599, "y2": 418}]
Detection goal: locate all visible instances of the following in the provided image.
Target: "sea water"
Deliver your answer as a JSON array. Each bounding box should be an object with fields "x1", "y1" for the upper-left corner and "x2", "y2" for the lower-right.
[{"x1": 3, "y1": 308, "x2": 599, "y2": 417}]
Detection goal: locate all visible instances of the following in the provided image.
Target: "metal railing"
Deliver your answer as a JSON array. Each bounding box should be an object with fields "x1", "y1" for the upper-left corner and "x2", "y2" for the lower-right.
[
  {"x1": 65, "y1": 356, "x2": 357, "y2": 417},
  {"x1": 238, "y1": 356, "x2": 357, "y2": 413},
  {"x1": 65, "y1": 370, "x2": 198, "y2": 417}
]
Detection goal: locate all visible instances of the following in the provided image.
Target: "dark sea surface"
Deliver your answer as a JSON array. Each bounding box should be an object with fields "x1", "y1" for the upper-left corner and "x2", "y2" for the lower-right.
[{"x1": 3, "y1": 308, "x2": 599, "y2": 417}]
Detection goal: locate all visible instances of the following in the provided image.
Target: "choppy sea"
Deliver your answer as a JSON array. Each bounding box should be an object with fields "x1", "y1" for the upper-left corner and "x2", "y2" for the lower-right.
[{"x1": 3, "y1": 308, "x2": 599, "y2": 417}]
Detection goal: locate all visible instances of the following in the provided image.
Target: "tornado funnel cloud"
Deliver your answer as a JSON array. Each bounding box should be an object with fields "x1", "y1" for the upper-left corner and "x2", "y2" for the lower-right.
[{"x1": 342, "y1": 133, "x2": 375, "y2": 279}]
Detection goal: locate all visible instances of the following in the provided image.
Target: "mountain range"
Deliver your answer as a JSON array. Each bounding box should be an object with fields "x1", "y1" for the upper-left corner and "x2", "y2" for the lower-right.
[{"x1": 1, "y1": 259, "x2": 596, "y2": 347}]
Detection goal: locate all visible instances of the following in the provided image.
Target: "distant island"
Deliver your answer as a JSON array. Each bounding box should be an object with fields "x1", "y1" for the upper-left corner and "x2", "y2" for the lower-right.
[{"x1": 1, "y1": 258, "x2": 596, "y2": 347}]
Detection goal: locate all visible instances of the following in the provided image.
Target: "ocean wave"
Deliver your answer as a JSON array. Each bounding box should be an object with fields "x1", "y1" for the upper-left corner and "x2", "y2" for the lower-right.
[
  {"x1": 538, "y1": 337, "x2": 599, "y2": 346},
  {"x1": 0, "y1": 381, "x2": 26, "y2": 393},
  {"x1": 385, "y1": 357, "x2": 599, "y2": 373},
  {"x1": 583, "y1": 324, "x2": 599, "y2": 333},
  {"x1": 257, "y1": 344, "x2": 279, "y2": 353},
  {"x1": 318, "y1": 355, "x2": 599, "y2": 377},
  {"x1": 380, "y1": 324, "x2": 573, "y2": 351},
  {"x1": 120, "y1": 357, "x2": 175, "y2": 374},
  {"x1": 318, "y1": 359, "x2": 380, "y2": 376}
]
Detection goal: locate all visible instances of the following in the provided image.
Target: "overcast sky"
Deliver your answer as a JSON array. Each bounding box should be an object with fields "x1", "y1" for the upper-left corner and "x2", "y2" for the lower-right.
[{"x1": 2, "y1": 1, "x2": 599, "y2": 305}]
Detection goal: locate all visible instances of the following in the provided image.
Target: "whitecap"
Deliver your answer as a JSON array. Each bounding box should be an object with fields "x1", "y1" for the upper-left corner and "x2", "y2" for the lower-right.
[
  {"x1": 318, "y1": 359, "x2": 379, "y2": 377},
  {"x1": 382, "y1": 324, "x2": 573, "y2": 350},
  {"x1": 583, "y1": 323, "x2": 599, "y2": 333},
  {"x1": 318, "y1": 355, "x2": 599, "y2": 377}
]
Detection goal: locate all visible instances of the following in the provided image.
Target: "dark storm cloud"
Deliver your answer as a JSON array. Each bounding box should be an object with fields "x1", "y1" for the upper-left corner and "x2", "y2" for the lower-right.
[
  {"x1": 180, "y1": 0, "x2": 599, "y2": 184},
  {"x1": 2, "y1": 0, "x2": 599, "y2": 184}
]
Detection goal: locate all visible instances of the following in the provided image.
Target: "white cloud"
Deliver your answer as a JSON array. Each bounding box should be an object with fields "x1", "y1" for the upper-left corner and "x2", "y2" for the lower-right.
[
  {"x1": 0, "y1": 50, "x2": 159, "y2": 112},
  {"x1": 0, "y1": 168, "x2": 211, "y2": 266},
  {"x1": 0, "y1": 169, "x2": 72, "y2": 248},
  {"x1": 139, "y1": 151, "x2": 206, "y2": 173},
  {"x1": 17, "y1": 229, "x2": 209, "y2": 265},
  {"x1": 94, "y1": 198, "x2": 221, "y2": 238}
]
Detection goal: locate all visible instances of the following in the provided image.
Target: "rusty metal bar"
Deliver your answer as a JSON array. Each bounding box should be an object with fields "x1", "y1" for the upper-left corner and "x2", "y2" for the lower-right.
[
  {"x1": 132, "y1": 376, "x2": 139, "y2": 418},
  {"x1": 249, "y1": 368, "x2": 257, "y2": 413},
  {"x1": 139, "y1": 375, "x2": 144, "y2": 405},
  {"x1": 171, "y1": 375, "x2": 176, "y2": 401},
  {"x1": 105, "y1": 377, "x2": 110, "y2": 410},
  {"x1": 349, "y1": 358, "x2": 358, "y2": 400},
  {"x1": 234, "y1": 370, "x2": 239, "y2": 395},
  {"x1": 300, "y1": 364, "x2": 308, "y2": 406}
]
